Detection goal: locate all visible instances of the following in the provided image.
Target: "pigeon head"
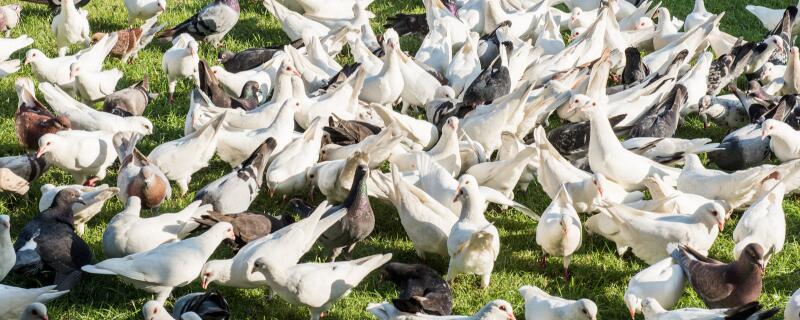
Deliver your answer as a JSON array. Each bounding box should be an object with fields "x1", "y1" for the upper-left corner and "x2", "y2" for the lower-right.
[
  {"x1": 640, "y1": 298, "x2": 666, "y2": 318},
  {"x1": 480, "y1": 300, "x2": 516, "y2": 320},
  {"x1": 697, "y1": 202, "x2": 726, "y2": 232},
  {"x1": 444, "y1": 117, "x2": 459, "y2": 132},
  {"x1": 570, "y1": 94, "x2": 596, "y2": 114},
  {"x1": 251, "y1": 257, "x2": 270, "y2": 275},
  {"x1": 241, "y1": 81, "x2": 260, "y2": 99},
  {"x1": 575, "y1": 299, "x2": 597, "y2": 320},
  {"x1": 156, "y1": 0, "x2": 166, "y2": 11},
  {"x1": 129, "y1": 116, "x2": 155, "y2": 135},
  {"x1": 761, "y1": 119, "x2": 781, "y2": 140},
  {"x1": 623, "y1": 293, "x2": 641, "y2": 319},
  {"x1": 434, "y1": 86, "x2": 455, "y2": 100},
  {"x1": 453, "y1": 175, "x2": 479, "y2": 202},
  {"x1": 0, "y1": 214, "x2": 9, "y2": 230},
  {"x1": 90, "y1": 32, "x2": 107, "y2": 45},
  {"x1": 634, "y1": 17, "x2": 653, "y2": 30},
  {"x1": 36, "y1": 134, "x2": 62, "y2": 158},
  {"x1": 200, "y1": 260, "x2": 230, "y2": 289},
  {"x1": 141, "y1": 301, "x2": 168, "y2": 320},
  {"x1": 217, "y1": 51, "x2": 234, "y2": 64},
  {"x1": 740, "y1": 243, "x2": 766, "y2": 273},
  {"x1": 51, "y1": 188, "x2": 85, "y2": 210},
  {"x1": 569, "y1": 7, "x2": 583, "y2": 24},
  {"x1": 280, "y1": 63, "x2": 302, "y2": 78},
  {"x1": 590, "y1": 173, "x2": 607, "y2": 199},
  {"x1": 23, "y1": 49, "x2": 45, "y2": 66},
  {"x1": 568, "y1": 28, "x2": 585, "y2": 42},
  {"x1": 21, "y1": 303, "x2": 47, "y2": 320},
  {"x1": 766, "y1": 35, "x2": 786, "y2": 54},
  {"x1": 211, "y1": 221, "x2": 236, "y2": 241}
]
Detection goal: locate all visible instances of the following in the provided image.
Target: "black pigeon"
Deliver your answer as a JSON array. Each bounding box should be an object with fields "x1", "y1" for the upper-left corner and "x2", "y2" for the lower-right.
[
  {"x1": 381, "y1": 262, "x2": 453, "y2": 316},
  {"x1": 288, "y1": 198, "x2": 314, "y2": 217},
  {"x1": 672, "y1": 244, "x2": 765, "y2": 309},
  {"x1": 103, "y1": 75, "x2": 157, "y2": 117},
  {"x1": 429, "y1": 100, "x2": 472, "y2": 131},
  {"x1": 198, "y1": 60, "x2": 260, "y2": 110},
  {"x1": 771, "y1": 95, "x2": 800, "y2": 129},
  {"x1": 629, "y1": 84, "x2": 687, "y2": 138},
  {"x1": 317, "y1": 165, "x2": 374, "y2": 261},
  {"x1": 13, "y1": 189, "x2": 92, "y2": 290},
  {"x1": 544, "y1": 114, "x2": 628, "y2": 158},
  {"x1": 217, "y1": 38, "x2": 303, "y2": 73},
  {"x1": 622, "y1": 47, "x2": 649, "y2": 86},
  {"x1": 709, "y1": 123, "x2": 772, "y2": 171},
  {"x1": 173, "y1": 291, "x2": 231, "y2": 320},
  {"x1": 322, "y1": 116, "x2": 382, "y2": 146},
  {"x1": 462, "y1": 41, "x2": 511, "y2": 107},
  {"x1": 194, "y1": 211, "x2": 295, "y2": 250},
  {"x1": 383, "y1": 13, "x2": 429, "y2": 37},
  {"x1": 157, "y1": 0, "x2": 240, "y2": 46}
]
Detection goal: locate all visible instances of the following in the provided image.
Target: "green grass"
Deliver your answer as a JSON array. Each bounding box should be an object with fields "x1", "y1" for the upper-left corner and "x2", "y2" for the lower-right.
[{"x1": 0, "y1": 0, "x2": 798, "y2": 319}]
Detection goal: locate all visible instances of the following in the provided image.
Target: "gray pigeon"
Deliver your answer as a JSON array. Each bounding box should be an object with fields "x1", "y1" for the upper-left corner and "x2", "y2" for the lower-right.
[
  {"x1": 629, "y1": 84, "x2": 688, "y2": 138},
  {"x1": 316, "y1": 164, "x2": 374, "y2": 261},
  {"x1": 157, "y1": 0, "x2": 240, "y2": 47},
  {"x1": 103, "y1": 75, "x2": 157, "y2": 117},
  {"x1": 194, "y1": 138, "x2": 276, "y2": 214}
]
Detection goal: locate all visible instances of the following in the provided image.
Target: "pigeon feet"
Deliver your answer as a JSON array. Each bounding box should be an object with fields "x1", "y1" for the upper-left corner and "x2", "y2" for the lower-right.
[
  {"x1": 563, "y1": 268, "x2": 571, "y2": 282},
  {"x1": 83, "y1": 177, "x2": 99, "y2": 187},
  {"x1": 539, "y1": 254, "x2": 547, "y2": 270}
]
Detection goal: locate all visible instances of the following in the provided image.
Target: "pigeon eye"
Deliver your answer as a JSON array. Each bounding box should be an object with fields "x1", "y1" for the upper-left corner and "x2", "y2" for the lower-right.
[
  {"x1": 711, "y1": 211, "x2": 718, "y2": 216},
  {"x1": 153, "y1": 308, "x2": 158, "y2": 314},
  {"x1": 499, "y1": 305, "x2": 507, "y2": 311},
  {"x1": 32, "y1": 310, "x2": 38, "y2": 316}
]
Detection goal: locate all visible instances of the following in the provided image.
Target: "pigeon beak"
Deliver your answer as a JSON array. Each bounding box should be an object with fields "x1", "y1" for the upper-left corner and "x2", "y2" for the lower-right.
[
  {"x1": 757, "y1": 259, "x2": 765, "y2": 272},
  {"x1": 201, "y1": 276, "x2": 208, "y2": 289},
  {"x1": 718, "y1": 221, "x2": 725, "y2": 232},
  {"x1": 629, "y1": 307, "x2": 636, "y2": 320},
  {"x1": 77, "y1": 199, "x2": 87, "y2": 206},
  {"x1": 452, "y1": 187, "x2": 462, "y2": 203},
  {"x1": 41, "y1": 316, "x2": 48, "y2": 320},
  {"x1": 23, "y1": 58, "x2": 29, "y2": 65},
  {"x1": 35, "y1": 146, "x2": 47, "y2": 158},
  {"x1": 269, "y1": 188, "x2": 276, "y2": 198},
  {"x1": 761, "y1": 129, "x2": 768, "y2": 140},
  {"x1": 506, "y1": 312, "x2": 516, "y2": 320}
]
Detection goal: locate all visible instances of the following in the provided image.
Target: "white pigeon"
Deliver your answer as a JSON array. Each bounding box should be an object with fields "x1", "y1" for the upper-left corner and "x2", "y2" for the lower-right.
[
  {"x1": 125, "y1": 0, "x2": 166, "y2": 24},
  {"x1": 162, "y1": 34, "x2": 200, "y2": 102},
  {"x1": 215, "y1": 98, "x2": 296, "y2": 166},
  {"x1": 787, "y1": 288, "x2": 800, "y2": 320},
  {"x1": 745, "y1": 2, "x2": 800, "y2": 33},
  {"x1": 70, "y1": 63, "x2": 123, "y2": 102},
  {"x1": 148, "y1": 114, "x2": 225, "y2": 195},
  {"x1": 371, "y1": 104, "x2": 438, "y2": 149},
  {"x1": 51, "y1": 0, "x2": 91, "y2": 56},
  {"x1": 389, "y1": 117, "x2": 461, "y2": 176},
  {"x1": 640, "y1": 297, "x2": 774, "y2": 320},
  {"x1": 0, "y1": 4, "x2": 21, "y2": 37},
  {"x1": 387, "y1": 164, "x2": 456, "y2": 259},
  {"x1": 762, "y1": 119, "x2": 800, "y2": 162},
  {"x1": 415, "y1": 20, "x2": 452, "y2": 76},
  {"x1": 677, "y1": 154, "x2": 777, "y2": 210},
  {"x1": 251, "y1": 253, "x2": 392, "y2": 320},
  {"x1": 446, "y1": 175, "x2": 501, "y2": 288},
  {"x1": 536, "y1": 186, "x2": 582, "y2": 280},
  {"x1": 0, "y1": 215, "x2": 12, "y2": 282},
  {"x1": 518, "y1": 285, "x2": 598, "y2": 320},
  {"x1": 0, "y1": 35, "x2": 33, "y2": 61},
  {"x1": 623, "y1": 257, "x2": 686, "y2": 318},
  {"x1": 19, "y1": 303, "x2": 48, "y2": 320},
  {"x1": 38, "y1": 184, "x2": 119, "y2": 235},
  {"x1": 38, "y1": 82, "x2": 154, "y2": 136},
  {"x1": 359, "y1": 41, "x2": 404, "y2": 105},
  {"x1": 24, "y1": 34, "x2": 117, "y2": 92},
  {"x1": 446, "y1": 34, "x2": 481, "y2": 97},
  {"x1": 266, "y1": 117, "x2": 324, "y2": 196},
  {"x1": 732, "y1": 175, "x2": 786, "y2": 265},
  {"x1": 684, "y1": 0, "x2": 713, "y2": 31},
  {"x1": 199, "y1": 201, "x2": 346, "y2": 289},
  {"x1": 628, "y1": 175, "x2": 728, "y2": 215},
  {"x1": 0, "y1": 285, "x2": 68, "y2": 320},
  {"x1": 36, "y1": 130, "x2": 117, "y2": 185},
  {"x1": 103, "y1": 197, "x2": 212, "y2": 258},
  {"x1": 622, "y1": 137, "x2": 720, "y2": 164},
  {"x1": 366, "y1": 299, "x2": 517, "y2": 320},
  {"x1": 597, "y1": 201, "x2": 726, "y2": 264},
  {"x1": 83, "y1": 222, "x2": 235, "y2": 303},
  {"x1": 395, "y1": 39, "x2": 442, "y2": 113},
  {"x1": 652, "y1": 8, "x2": 682, "y2": 50},
  {"x1": 263, "y1": 0, "x2": 330, "y2": 41},
  {"x1": 465, "y1": 146, "x2": 536, "y2": 199}
]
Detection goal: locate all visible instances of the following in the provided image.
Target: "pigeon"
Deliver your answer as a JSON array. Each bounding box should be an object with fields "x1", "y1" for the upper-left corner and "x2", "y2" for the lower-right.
[
  {"x1": 317, "y1": 164, "x2": 374, "y2": 261},
  {"x1": 381, "y1": 262, "x2": 453, "y2": 316},
  {"x1": 684, "y1": 0, "x2": 713, "y2": 31},
  {"x1": 446, "y1": 175, "x2": 501, "y2": 288},
  {"x1": 124, "y1": 0, "x2": 166, "y2": 25},
  {"x1": 623, "y1": 47, "x2": 650, "y2": 86},
  {"x1": 148, "y1": 114, "x2": 225, "y2": 195},
  {"x1": 536, "y1": 186, "x2": 582, "y2": 281},
  {"x1": 214, "y1": 98, "x2": 296, "y2": 167},
  {"x1": 629, "y1": 84, "x2": 687, "y2": 138},
  {"x1": 157, "y1": 0, "x2": 240, "y2": 47},
  {"x1": 708, "y1": 124, "x2": 772, "y2": 171},
  {"x1": 762, "y1": 119, "x2": 800, "y2": 162},
  {"x1": 446, "y1": 34, "x2": 481, "y2": 97},
  {"x1": 732, "y1": 174, "x2": 785, "y2": 265},
  {"x1": 19, "y1": 303, "x2": 48, "y2": 320},
  {"x1": 104, "y1": 75, "x2": 157, "y2": 117},
  {"x1": 14, "y1": 77, "x2": 71, "y2": 152},
  {"x1": 251, "y1": 253, "x2": 392, "y2": 320},
  {"x1": 597, "y1": 201, "x2": 726, "y2": 264},
  {"x1": 672, "y1": 243, "x2": 765, "y2": 309},
  {"x1": 367, "y1": 299, "x2": 516, "y2": 320},
  {"x1": 13, "y1": 189, "x2": 93, "y2": 290},
  {"x1": 50, "y1": 0, "x2": 91, "y2": 56},
  {"x1": 162, "y1": 34, "x2": 200, "y2": 103},
  {"x1": 323, "y1": 117, "x2": 382, "y2": 146},
  {"x1": 0, "y1": 35, "x2": 33, "y2": 62},
  {"x1": 0, "y1": 154, "x2": 49, "y2": 195},
  {"x1": 194, "y1": 210, "x2": 295, "y2": 250},
  {"x1": 194, "y1": 138, "x2": 276, "y2": 214},
  {"x1": 114, "y1": 133, "x2": 171, "y2": 210},
  {"x1": 624, "y1": 257, "x2": 686, "y2": 319},
  {"x1": 38, "y1": 82, "x2": 154, "y2": 136},
  {"x1": 0, "y1": 285, "x2": 68, "y2": 320},
  {"x1": 383, "y1": 13, "x2": 428, "y2": 37},
  {"x1": 462, "y1": 41, "x2": 510, "y2": 107},
  {"x1": 199, "y1": 61, "x2": 260, "y2": 111},
  {"x1": 84, "y1": 222, "x2": 235, "y2": 303},
  {"x1": 359, "y1": 42, "x2": 405, "y2": 105},
  {"x1": 266, "y1": 118, "x2": 324, "y2": 196},
  {"x1": 698, "y1": 94, "x2": 750, "y2": 129},
  {"x1": 92, "y1": 17, "x2": 165, "y2": 63},
  {"x1": 102, "y1": 197, "x2": 212, "y2": 258},
  {"x1": 210, "y1": 65, "x2": 273, "y2": 102},
  {"x1": 641, "y1": 297, "x2": 779, "y2": 320},
  {"x1": 464, "y1": 146, "x2": 536, "y2": 199},
  {"x1": 172, "y1": 291, "x2": 230, "y2": 320},
  {"x1": 36, "y1": 130, "x2": 118, "y2": 186},
  {"x1": 679, "y1": 153, "x2": 776, "y2": 209},
  {"x1": 787, "y1": 289, "x2": 800, "y2": 320},
  {"x1": 38, "y1": 184, "x2": 119, "y2": 235},
  {"x1": 0, "y1": 4, "x2": 22, "y2": 37},
  {"x1": 218, "y1": 46, "x2": 286, "y2": 73},
  {"x1": 518, "y1": 285, "x2": 597, "y2": 320},
  {"x1": 69, "y1": 63, "x2": 123, "y2": 103},
  {"x1": 0, "y1": 215, "x2": 12, "y2": 282},
  {"x1": 622, "y1": 138, "x2": 721, "y2": 164},
  {"x1": 389, "y1": 116, "x2": 461, "y2": 176}
]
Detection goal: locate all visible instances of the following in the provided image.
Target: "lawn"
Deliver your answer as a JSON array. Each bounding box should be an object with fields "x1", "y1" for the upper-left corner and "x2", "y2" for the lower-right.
[{"x1": 0, "y1": 0, "x2": 798, "y2": 319}]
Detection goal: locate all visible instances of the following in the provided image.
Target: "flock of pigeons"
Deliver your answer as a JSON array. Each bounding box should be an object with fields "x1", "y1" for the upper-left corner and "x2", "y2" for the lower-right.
[{"x1": 4, "y1": 0, "x2": 800, "y2": 318}]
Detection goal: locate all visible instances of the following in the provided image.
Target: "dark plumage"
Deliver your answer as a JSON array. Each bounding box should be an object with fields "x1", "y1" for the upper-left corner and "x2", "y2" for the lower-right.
[
  {"x1": 195, "y1": 211, "x2": 294, "y2": 250},
  {"x1": 383, "y1": 13, "x2": 428, "y2": 37},
  {"x1": 322, "y1": 116, "x2": 382, "y2": 146},
  {"x1": 765, "y1": 6, "x2": 797, "y2": 65},
  {"x1": 462, "y1": 41, "x2": 511, "y2": 107},
  {"x1": 545, "y1": 114, "x2": 627, "y2": 158},
  {"x1": 14, "y1": 81, "x2": 71, "y2": 151},
  {"x1": 672, "y1": 244, "x2": 765, "y2": 309},
  {"x1": 729, "y1": 82, "x2": 776, "y2": 122},
  {"x1": 709, "y1": 123, "x2": 771, "y2": 171},
  {"x1": 173, "y1": 291, "x2": 231, "y2": 320},
  {"x1": 218, "y1": 47, "x2": 281, "y2": 73},
  {"x1": 708, "y1": 39, "x2": 754, "y2": 96},
  {"x1": 20, "y1": 0, "x2": 89, "y2": 10},
  {"x1": 198, "y1": 60, "x2": 259, "y2": 110},
  {"x1": 382, "y1": 262, "x2": 453, "y2": 316},
  {"x1": 430, "y1": 100, "x2": 473, "y2": 131},
  {"x1": 771, "y1": 94, "x2": 800, "y2": 129},
  {"x1": 318, "y1": 165, "x2": 374, "y2": 261},
  {"x1": 477, "y1": 20, "x2": 511, "y2": 68},
  {"x1": 157, "y1": 0, "x2": 240, "y2": 46},
  {"x1": 103, "y1": 76, "x2": 156, "y2": 117},
  {"x1": 629, "y1": 84, "x2": 687, "y2": 138},
  {"x1": 288, "y1": 198, "x2": 314, "y2": 216},
  {"x1": 622, "y1": 47, "x2": 649, "y2": 86},
  {"x1": 12, "y1": 189, "x2": 92, "y2": 290}
]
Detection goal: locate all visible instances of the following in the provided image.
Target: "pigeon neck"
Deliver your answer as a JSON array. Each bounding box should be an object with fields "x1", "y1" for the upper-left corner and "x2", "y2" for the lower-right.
[
  {"x1": 587, "y1": 107, "x2": 622, "y2": 152},
  {"x1": 458, "y1": 188, "x2": 487, "y2": 223},
  {"x1": 342, "y1": 169, "x2": 369, "y2": 210},
  {"x1": 212, "y1": 260, "x2": 234, "y2": 285},
  {"x1": 693, "y1": 0, "x2": 706, "y2": 14}
]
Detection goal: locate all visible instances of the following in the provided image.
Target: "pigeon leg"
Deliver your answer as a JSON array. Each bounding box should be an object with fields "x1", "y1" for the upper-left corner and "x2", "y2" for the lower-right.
[
  {"x1": 177, "y1": 178, "x2": 190, "y2": 196},
  {"x1": 563, "y1": 255, "x2": 572, "y2": 282},
  {"x1": 58, "y1": 47, "x2": 67, "y2": 57},
  {"x1": 83, "y1": 177, "x2": 99, "y2": 187},
  {"x1": 480, "y1": 272, "x2": 491, "y2": 289},
  {"x1": 329, "y1": 247, "x2": 343, "y2": 262},
  {"x1": 539, "y1": 253, "x2": 547, "y2": 270}
]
